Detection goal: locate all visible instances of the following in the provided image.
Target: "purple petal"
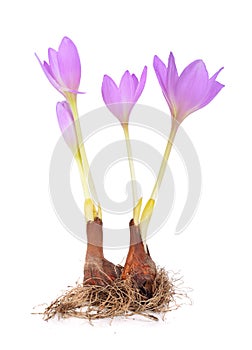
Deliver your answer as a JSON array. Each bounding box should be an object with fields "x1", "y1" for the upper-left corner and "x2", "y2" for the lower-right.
[
  {"x1": 166, "y1": 52, "x2": 179, "y2": 112},
  {"x1": 43, "y1": 62, "x2": 62, "y2": 92},
  {"x1": 167, "y1": 52, "x2": 178, "y2": 87},
  {"x1": 119, "y1": 71, "x2": 135, "y2": 102},
  {"x1": 199, "y1": 68, "x2": 225, "y2": 109},
  {"x1": 57, "y1": 101, "x2": 74, "y2": 132},
  {"x1": 56, "y1": 101, "x2": 78, "y2": 151},
  {"x1": 48, "y1": 48, "x2": 63, "y2": 86},
  {"x1": 57, "y1": 37, "x2": 81, "y2": 91},
  {"x1": 120, "y1": 68, "x2": 147, "y2": 119},
  {"x1": 153, "y1": 55, "x2": 167, "y2": 93},
  {"x1": 132, "y1": 74, "x2": 139, "y2": 90},
  {"x1": 35, "y1": 53, "x2": 63, "y2": 94},
  {"x1": 134, "y1": 65, "x2": 147, "y2": 102},
  {"x1": 175, "y1": 60, "x2": 209, "y2": 120},
  {"x1": 102, "y1": 75, "x2": 124, "y2": 122},
  {"x1": 102, "y1": 74, "x2": 120, "y2": 104},
  {"x1": 154, "y1": 54, "x2": 179, "y2": 115},
  {"x1": 209, "y1": 67, "x2": 224, "y2": 81},
  {"x1": 200, "y1": 81, "x2": 224, "y2": 109}
]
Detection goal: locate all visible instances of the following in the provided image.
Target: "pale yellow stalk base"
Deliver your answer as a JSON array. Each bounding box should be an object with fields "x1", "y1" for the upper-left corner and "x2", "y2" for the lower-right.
[
  {"x1": 84, "y1": 199, "x2": 96, "y2": 222},
  {"x1": 140, "y1": 198, "x2": 155, "y2": 251},
  {"x1": 150, "y1": 123, "x2": 178, "y2": 201},
  {"x1": 140, "y1": 121, "x2": 179, "y2": 248},
  {"x1": 123, "y1": 124, "x2": 141, "y2": 224},
  {"x1": 66, "y1": 93, "x2": 102, "y2": 220}
]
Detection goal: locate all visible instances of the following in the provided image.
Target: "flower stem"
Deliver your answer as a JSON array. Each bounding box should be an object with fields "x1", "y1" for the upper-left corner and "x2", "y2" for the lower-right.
[
  {"x1": 123, "y1": 124, "x2": 141, "y2": 224},
  {"x1": 67, "y1": 93, "x2": 101, "y2": 219},
  {"x1": 140, "y1": 120, "x2": 179, "y2": 245},
  {"x1": 74, "y1": 151, "x2": 90, "y2": 199},
  {"x1": 150, "y1": 121, "x2": 178, "y2": 200}
]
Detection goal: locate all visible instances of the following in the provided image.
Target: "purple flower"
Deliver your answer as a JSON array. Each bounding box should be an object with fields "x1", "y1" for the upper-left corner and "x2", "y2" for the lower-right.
[
  {"x1": 56, "y1": 101, "x2": 78, "y2": 152},
  {"x1": 102, "y1": 66, "x2": 147, "y2": 124},
  {"x1": 153, "y1": 53, "x2": 224, "y2": 123},
  {"x1": 36, "y1": 37, "x2": 83, "y2": 97}
]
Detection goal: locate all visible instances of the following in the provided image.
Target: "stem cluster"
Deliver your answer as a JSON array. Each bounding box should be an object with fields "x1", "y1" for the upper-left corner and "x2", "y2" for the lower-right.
[{"x1": 64, "y1": 96, "x2": 179, "y2": 293}]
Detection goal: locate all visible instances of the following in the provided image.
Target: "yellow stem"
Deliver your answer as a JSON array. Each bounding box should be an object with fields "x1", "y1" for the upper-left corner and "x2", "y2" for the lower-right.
[
  {"x1": 140, "y1": 198, "x2": 155, "y2": 251},
  {"x1": 75, "y1": 151, "x2": 95, "y2": 221},
  {"x1": 66, "y1": 93, "x2": 101, "y2": 218},
  {"x1": 123, "y1": 124, "x2": 137, "y2": 205},
  {"x1": 74, "y1": 151, "x2": 90, "y2": 199},
  {"x1": 150, "y1": 122, "x2": 178, "y2": 200},
  {"x1": 140, "y1": 120, "x2": 179, "y2": 248},
  {"x1": 123, "y1": 124, "x2": 141, "y2": 224}
]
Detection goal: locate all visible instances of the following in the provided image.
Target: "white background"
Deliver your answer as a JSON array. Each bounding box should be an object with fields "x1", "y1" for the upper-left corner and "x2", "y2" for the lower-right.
[{"x1": 1, "y1": 0, "x2": 252, "y2": 349}]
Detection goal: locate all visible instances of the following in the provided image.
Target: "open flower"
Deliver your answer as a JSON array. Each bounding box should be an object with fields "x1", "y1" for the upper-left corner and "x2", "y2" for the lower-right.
[
  {"x1": 56, "y1": 101, "x2": 78, "y2": 153},
  {"x1": 102, "y1": 66, "x2": 147, "y2": 124},
  {"x1": 36, "y1": 37, "x2": 83, "y2": 97},
  {"x1": 153, "y1": 53, "x2": 224, "y2": 123}
]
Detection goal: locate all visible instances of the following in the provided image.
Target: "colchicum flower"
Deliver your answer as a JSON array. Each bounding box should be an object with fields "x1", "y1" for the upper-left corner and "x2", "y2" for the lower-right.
[
  {"x1": 36, "y1": 36, "x2": 101, "y2": 220},
  {"x1": 101, "y1": 66, "x2": 147, "y2": 124},
  {"x1": 56, "y1": 101, "x2": 78, "y2": 153},
  {"x1": 153, "y1": 53, "x2": 224, "y2": 123},
  {"x1": 36, "y1": 36, "x2": 83, "y2": 97},
  {"x1": 140, "y1": 53, "x2": 225, "y2": 245},
  {"x1": 102, "y1": 67, "x2": 147, "y2": 224}
]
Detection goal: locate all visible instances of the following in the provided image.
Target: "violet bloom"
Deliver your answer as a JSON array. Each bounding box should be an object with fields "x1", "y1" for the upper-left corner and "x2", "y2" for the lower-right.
[
  {"x1": 102, "y1": 66, "x2": 147, "y2": 124},
  {"x1": 153, "y1": 53, "x2": 224, "y2": 123},
  {"x1": 36, "y1": 37, "x2": 83, "y2": 97},
  {"x1": 56, "y1": 101, "x2": 78, "y2": 153}
]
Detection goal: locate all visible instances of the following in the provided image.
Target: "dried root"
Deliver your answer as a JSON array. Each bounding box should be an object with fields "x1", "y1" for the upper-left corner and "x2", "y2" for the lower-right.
[{"x1": 41, "y1": 268, "x2": 189, "y2": 322}]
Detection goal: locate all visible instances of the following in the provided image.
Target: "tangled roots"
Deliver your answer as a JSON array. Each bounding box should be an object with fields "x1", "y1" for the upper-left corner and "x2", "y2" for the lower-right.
[{"x1": 41, "y1": 268, "x2": 189, "y2": 322}]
